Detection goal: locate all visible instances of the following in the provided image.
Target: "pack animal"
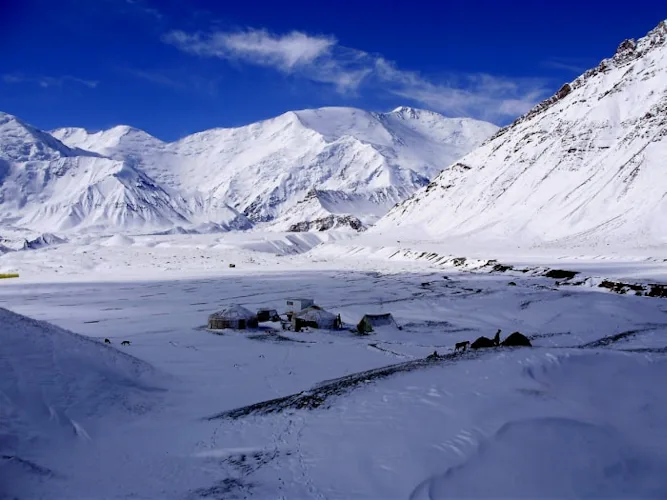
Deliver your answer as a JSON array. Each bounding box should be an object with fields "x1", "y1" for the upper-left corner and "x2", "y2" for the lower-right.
[
  {"x1": 104, "y1": 338, "x2": 111, "y2": 344},
  {"x1": 454, "y1": 341, "x2": 470, "y2": 352},
  {"x1": 120, "y1": 340, "x2": 131, "y2": 346}
]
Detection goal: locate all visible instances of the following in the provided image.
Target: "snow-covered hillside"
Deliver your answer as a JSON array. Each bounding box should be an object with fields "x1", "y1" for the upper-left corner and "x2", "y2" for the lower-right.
[
  {"x1": 3, "y1": 246, "x2": 667, "y2": 498},
  {"x1": 0, "y1": 112, "x2": 252, "y2": 233},
  {"x1": 52, "y1": 107, "x2": 496, "y2": 229},
  {"x1": 0, "y1": 307, "x2": 163, "y2": 498},
  {"x1": 377, "y1": 20, "x2": 667, "y2": 249}
]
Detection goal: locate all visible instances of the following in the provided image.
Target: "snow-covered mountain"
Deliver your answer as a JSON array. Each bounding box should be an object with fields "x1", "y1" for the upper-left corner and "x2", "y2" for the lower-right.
[
  {"x1": 376, "y1": 20, "x2": 667, "y2": 249},
  {"x1": 0, "y1": 113, "x2": 252, "y2": 233},
  {"x1": 52, "y1": 107, "x2": 496, "y2": 230}
]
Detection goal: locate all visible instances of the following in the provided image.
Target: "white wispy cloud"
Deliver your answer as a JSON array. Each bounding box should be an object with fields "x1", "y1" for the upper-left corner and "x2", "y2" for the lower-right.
[
  {"x1": 373, "y1": 59, "x2": 547, "y2": 121},
  {"x1": 163, "y1": 28, "x2": 550, "y2": 122},
  {"x1": 2, "y1": 73, "x2": 99, "y2": 89},
  {"x1": 164, "y1": 29, "x2": 334, "y2": 70}
]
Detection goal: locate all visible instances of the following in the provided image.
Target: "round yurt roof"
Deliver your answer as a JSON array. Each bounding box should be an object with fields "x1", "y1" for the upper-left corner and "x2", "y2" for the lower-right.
[
  {"x1": 208, "y1": 304, "x2": 256, "y2": 321},
  {"x1": 295, "y1": 306, "x2": 337, "y2": 322}
]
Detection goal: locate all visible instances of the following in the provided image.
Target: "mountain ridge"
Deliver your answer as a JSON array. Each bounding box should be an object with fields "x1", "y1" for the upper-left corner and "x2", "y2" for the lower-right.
[
  {"x1": 47, "y1": 106, "x2": 496, "y2": 231},
  {"x1": 375, "y1": 20, "x2": 667, "y2": 249}
]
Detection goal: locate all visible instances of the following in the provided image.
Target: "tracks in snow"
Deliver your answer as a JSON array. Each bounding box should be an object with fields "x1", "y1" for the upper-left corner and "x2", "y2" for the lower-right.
[
  {"x1": 206, "y1": 349, "x2": 485, "y2": 421},
  {"x1": 207, "y1": 324, "x2": 667, "y2": 423}
]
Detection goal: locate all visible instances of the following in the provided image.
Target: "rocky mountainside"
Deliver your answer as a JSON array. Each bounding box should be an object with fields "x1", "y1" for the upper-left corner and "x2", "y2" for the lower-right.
[
  {"x1": 52, "y1": 107, "x2": 496, "y2": 230},
  {"x1": 376, "y1": 20, "x2": 667, "y2": 249}
]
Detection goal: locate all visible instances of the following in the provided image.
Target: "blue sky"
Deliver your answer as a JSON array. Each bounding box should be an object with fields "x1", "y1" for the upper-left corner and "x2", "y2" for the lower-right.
[{"x1": 1, "y1": 0, "x2": 664, "y2": 140}]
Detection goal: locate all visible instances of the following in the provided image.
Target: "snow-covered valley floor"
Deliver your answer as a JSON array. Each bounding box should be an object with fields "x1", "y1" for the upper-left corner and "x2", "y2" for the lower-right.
[{"x1": 2, "y1": 234, "x2": 667, "y2": 499}]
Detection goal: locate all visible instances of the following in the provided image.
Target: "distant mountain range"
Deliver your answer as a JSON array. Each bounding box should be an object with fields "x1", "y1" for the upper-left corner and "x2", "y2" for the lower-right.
[
  {"x1": 0, "y1": 106, "x2": 495, "y2": 235},
  {"x1": 377, "y1": 20, "x2": 667, "y2": 249}
]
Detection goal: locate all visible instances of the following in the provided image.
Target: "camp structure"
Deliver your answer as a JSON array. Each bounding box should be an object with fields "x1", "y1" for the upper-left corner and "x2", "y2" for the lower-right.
[
  {"x1": 257, "y1": 308, "x2": 280, "y2": 322},
  {"x1": 208, "y1": 304, "x2": 258, "y2": 330},
  {"x1": 291, "y1": 306, "x2": 342, "y2": 331},
  {"x1": 285, "y1": 298, "x2": 315, "y2": 315},
  {"x1": 356, "y1": 313, "x2": 397, "y2": 334}
]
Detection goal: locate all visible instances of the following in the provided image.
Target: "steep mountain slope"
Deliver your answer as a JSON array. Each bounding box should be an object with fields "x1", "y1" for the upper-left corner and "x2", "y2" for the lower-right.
[
  {"x1": 0, "y1": 113, "x2": 250, "y2": 233},
  {"x1": 0, "y1": 112, "x2": 95, "y2": 162},
  {"x1": 376, "y1": 21, "x2": 667, "y2": 249},
  {"x1": 52, "y1": 107, "x2": 497, "y2": 229}
]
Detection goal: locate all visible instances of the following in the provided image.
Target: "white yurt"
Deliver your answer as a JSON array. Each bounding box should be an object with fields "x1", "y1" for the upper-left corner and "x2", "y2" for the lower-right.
[
  {"x1": 208, "y1": 304, "x2": 258, "y2": 330},
  {"x1": 291, "y1": 306, "x2": 341, "y2": 330}
]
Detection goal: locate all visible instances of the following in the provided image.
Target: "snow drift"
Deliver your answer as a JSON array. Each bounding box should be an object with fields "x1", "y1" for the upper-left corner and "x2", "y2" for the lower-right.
[
  {"x1": 0, "y1": 308, "x2": 163, "y2": 497},
  {"x1": 410, "y1": 351, "x2": 667, "y2": 499},
  {"x1": 411, "y1": 417, "x2": 667, "y2": 499}
]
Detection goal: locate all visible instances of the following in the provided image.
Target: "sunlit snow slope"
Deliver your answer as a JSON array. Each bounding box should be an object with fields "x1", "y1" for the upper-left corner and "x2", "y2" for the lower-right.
[
  {"x1": 377, "y1": 21, "x2": 667, "y2": 249},
  {"x1": 0, "y1": 113, "x2": 250, "y2": 233},
  {"x1": 52, "y1": 107, "x2": 496, "y2": 229}
]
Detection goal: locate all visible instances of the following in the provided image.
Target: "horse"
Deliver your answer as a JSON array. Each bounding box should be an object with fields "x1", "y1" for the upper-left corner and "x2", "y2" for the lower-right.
[{"x1": 454, "y1": 341, "x2": 470, "y2": 352}]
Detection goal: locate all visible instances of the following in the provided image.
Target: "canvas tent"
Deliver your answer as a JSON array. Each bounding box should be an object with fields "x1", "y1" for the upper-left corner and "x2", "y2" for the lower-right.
[
  {"x1": 357, "y1": 313, "x2": 397, "y2": 334},
  {"x1": 257, "y1": 308, "x2": 280, "y2": 322},
  {"x1": 291, "y1": 306, "x2": 342, "y2": 331},
  {"x1": 208, "y1": 304, "x2": 258, "y2": 330}
]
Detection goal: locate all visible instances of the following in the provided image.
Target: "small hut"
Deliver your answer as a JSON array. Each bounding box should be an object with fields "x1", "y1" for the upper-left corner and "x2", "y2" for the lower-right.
[
  {"x1": 357, "y1": 313, "x2": 397, "y2": 334},
  {"x1": 291, "y1": 306, "x2": 341, "y2": 331},
  {"x1": 208, "y1": 304, "x2": 258, "y2": 330},
  {"x1": 257, "y1": 308, "x2": 280, "y2": 322},
  {"x1": 285, "y1": 298, "x2": 315, "y2": 316}
]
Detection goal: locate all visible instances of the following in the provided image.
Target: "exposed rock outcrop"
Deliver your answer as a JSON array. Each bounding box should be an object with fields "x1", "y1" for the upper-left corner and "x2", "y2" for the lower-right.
[{"x1": 288, "y1": 215, "x2": 365, "y2": 232}]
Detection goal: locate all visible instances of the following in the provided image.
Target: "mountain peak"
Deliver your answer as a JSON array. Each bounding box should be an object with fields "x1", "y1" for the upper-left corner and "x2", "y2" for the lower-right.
[
  {"x1": 391, "y1": 106, "x2": 416, "y2": 113},
  {"x1": 108, "y1": 125, "x2": 151, "y2": 137},
  {"x1": 0, "y1": 111, "x2": 91, "y2": 162},
  {"x1": 29, "y1": 105, "x2": 496, "y2": 232},
  {"x1": 389, "y1": 106, "x2": 434, "y2": 119}
]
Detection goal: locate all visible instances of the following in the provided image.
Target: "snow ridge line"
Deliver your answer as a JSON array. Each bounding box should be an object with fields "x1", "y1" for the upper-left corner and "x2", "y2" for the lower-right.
[
  {"x1": 206, "y1": 328, "x2": 667, "y2": 422},
  {"x1": 205, "y1": 350, "x2": 483, "y2": 420}
]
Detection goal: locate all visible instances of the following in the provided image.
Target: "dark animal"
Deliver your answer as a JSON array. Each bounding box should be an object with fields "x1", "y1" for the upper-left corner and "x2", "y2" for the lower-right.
[
  {"x1": 120, "y1": 340, "x2": 131, "y2": 346},
  {"x1": 426, "y1": 350, "x2": 440, "y2": 360},
  {"x1": 229, "y1": 263, "x2": 236, "y2": 268},
  {"x1": 104, "y1": 338, "x2": 111, "y2": 344},
  {"x1": 501, "y1": 331, "x2": 532, "y2": 347},
  {"x1": 455, "y1": 341, "x2": 470, "y2": 352},
  {"x1": 470, "y1": 330, "x2": 501, "y2": 349}
]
